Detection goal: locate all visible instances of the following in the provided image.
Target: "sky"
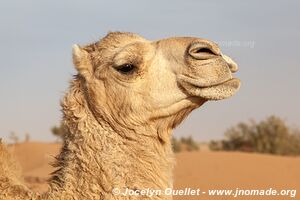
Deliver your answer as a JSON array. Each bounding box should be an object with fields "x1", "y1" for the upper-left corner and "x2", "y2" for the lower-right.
[{"x1": 0, "y1": 0, "x2": 299, "y2": 142}]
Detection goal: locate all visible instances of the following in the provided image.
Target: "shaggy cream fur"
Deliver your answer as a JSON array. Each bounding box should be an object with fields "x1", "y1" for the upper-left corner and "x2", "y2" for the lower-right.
[{"x1": 0, "y1": 32, "x2": 240, "y2": 200}]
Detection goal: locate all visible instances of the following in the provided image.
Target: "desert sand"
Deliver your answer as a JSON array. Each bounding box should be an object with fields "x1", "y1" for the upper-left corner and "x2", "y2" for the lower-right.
[{"x1": 7, "y1": 142, "x2": 300, "y2": 199}]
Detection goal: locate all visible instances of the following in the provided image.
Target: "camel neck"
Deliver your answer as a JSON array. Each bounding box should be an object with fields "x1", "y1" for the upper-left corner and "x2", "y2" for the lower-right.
[{"x1": 45, "y1": 80, "x2": 174, "y2": 199}]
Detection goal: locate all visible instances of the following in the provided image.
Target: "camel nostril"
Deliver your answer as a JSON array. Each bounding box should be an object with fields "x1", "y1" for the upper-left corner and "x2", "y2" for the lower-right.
[
  {"x1": 195, "y1": 47, "x2": 215, "y2": 54},
  {"x1": 188, "y1": 42, "x2": 220, "y2": 60}
]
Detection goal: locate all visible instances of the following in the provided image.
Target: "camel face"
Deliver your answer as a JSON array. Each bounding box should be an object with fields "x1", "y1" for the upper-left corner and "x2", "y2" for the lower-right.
[
  {"x1": 159, "y1": 37, "x2": 241, "y2": 101},
  {"x1": 72, "y1": 32, "x2": 240, "y2": 133}
]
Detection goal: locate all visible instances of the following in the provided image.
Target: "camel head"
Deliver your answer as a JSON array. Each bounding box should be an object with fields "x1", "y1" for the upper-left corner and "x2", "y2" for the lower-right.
[{"x1": 72, "y1": 32, "x2": 240, "y2": 141}]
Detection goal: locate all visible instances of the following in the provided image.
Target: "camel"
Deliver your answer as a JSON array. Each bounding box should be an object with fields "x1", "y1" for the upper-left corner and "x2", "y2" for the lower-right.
[{"x1": 0, "y1": 32, "x2": 240, "y2": 200}]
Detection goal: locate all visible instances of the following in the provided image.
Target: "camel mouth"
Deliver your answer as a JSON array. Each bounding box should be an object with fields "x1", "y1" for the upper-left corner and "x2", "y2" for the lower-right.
[
  {"x1": 198, "y1": 78, "x2": 240, "y2": 89},
  {"x1": 179, "y1": 77, "x2": 241, "y2": 100}
]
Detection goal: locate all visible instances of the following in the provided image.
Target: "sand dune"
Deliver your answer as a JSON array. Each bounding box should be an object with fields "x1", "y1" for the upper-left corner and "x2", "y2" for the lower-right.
[{"x1": 7, "y1": 142, "x2": 300, "y2": 199}]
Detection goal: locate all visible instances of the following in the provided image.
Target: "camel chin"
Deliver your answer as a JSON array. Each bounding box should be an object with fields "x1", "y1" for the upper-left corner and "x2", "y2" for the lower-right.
[{"x1": 180, "y1": 78, "x2": 241, "y2": 100}]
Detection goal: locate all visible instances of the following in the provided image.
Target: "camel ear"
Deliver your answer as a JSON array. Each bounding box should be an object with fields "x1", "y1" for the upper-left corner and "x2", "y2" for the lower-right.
[{"x1": 72, "y1": 44, "x2": 93, "y2": 80}]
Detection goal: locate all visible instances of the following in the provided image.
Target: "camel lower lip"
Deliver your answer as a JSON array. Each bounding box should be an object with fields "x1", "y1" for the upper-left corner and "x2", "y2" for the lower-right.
[
  {"x1": 198, "y1": 78, "x2": 238, "y2": 88},
  {"x1": 177, "y1": 74, "x2": 236, "y2": 89},
  {"x1": 180, "y1": 78, "x2": 241, "y2": 100},
  {"x1": 187, "y1": 78, "x2": 237, "y2": 89}
]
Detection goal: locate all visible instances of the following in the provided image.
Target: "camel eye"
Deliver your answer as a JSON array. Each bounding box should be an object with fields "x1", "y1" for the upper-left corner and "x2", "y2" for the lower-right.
[{"x1": 116, "y1": 64, "x2": 136, "y2": 74}]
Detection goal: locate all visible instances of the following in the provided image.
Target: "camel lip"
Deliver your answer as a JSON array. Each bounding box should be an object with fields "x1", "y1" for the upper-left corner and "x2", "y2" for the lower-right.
[
  {"x1": 197, "y1": 78, "x2": 239, "y2": 89},
  {"x1": 179, "y1": 74, "x2": 238, "y2": 89},
  {"x1": 179, "y1": 77, "x2": 241, "y2": 100}
]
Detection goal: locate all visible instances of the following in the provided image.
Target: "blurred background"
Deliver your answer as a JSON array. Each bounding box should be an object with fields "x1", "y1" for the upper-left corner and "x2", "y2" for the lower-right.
[{"x1": 1, "y1": 0, "x2": 300, "y2": 143}]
